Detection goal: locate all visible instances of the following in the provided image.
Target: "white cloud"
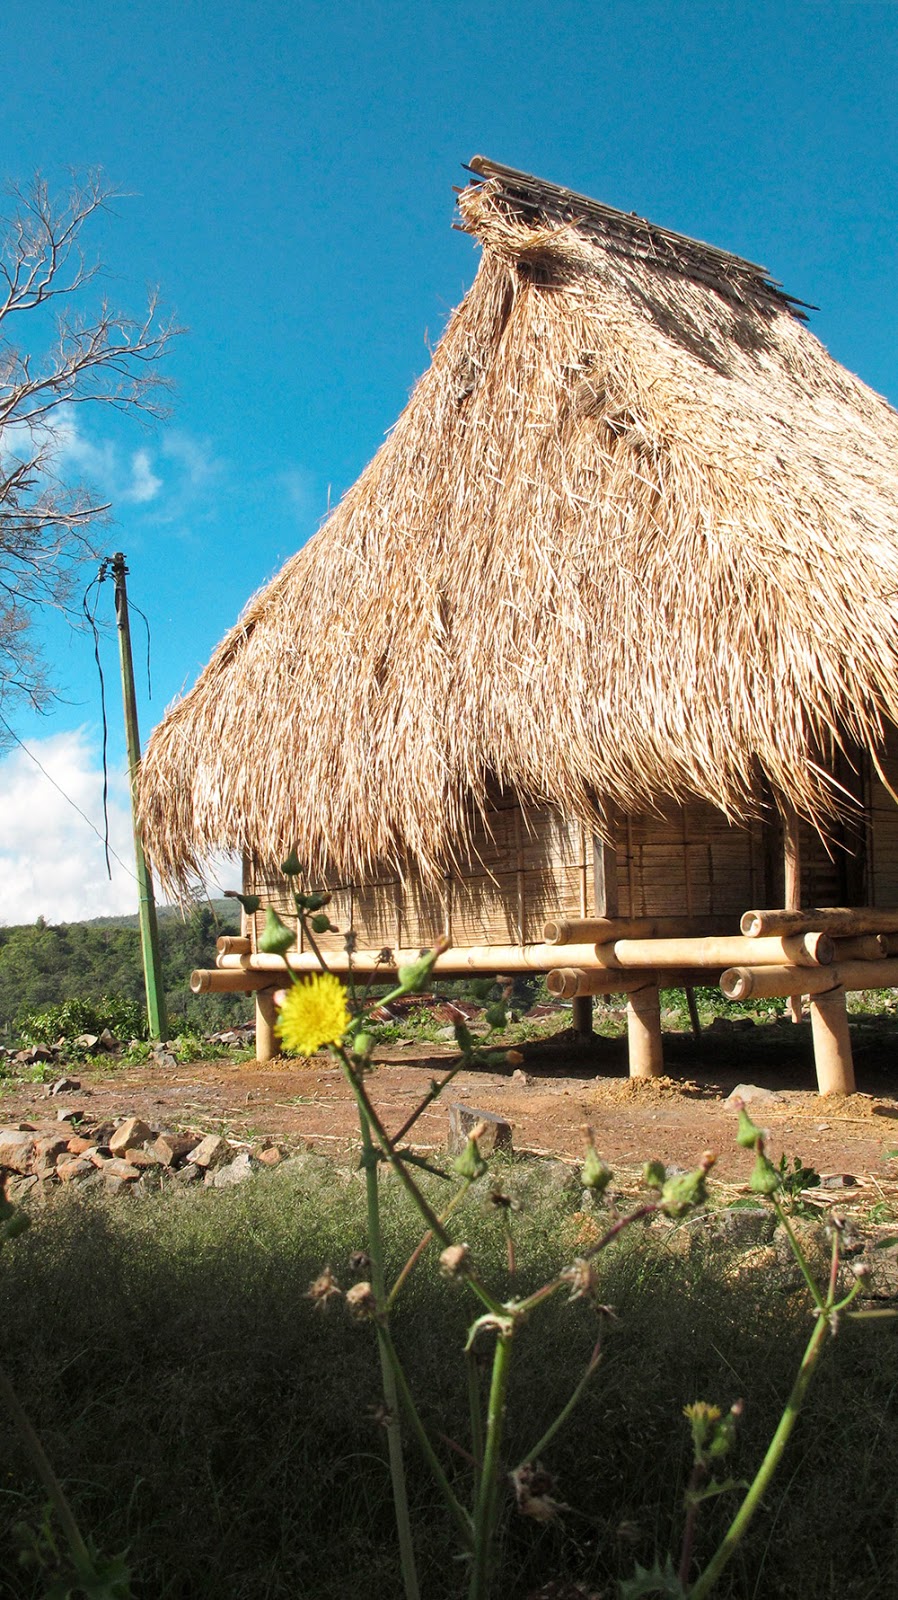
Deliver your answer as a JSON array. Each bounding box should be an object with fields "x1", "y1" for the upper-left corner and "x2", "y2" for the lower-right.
[
  {"x1": 0, "y1": 730, "x2": 243, "y2": 926},
  {"x1": 123, "y1": 447, "x2": 163, "y2": 504},
  {"x1": 0, "y1": 729, "x2": 140, "y2": 925}
]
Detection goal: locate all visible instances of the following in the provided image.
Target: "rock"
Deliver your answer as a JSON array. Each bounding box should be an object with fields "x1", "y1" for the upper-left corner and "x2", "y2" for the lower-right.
[
  {"x1": 212, "y1": 1152, "x2": 256, "y2": 1188},
  {"x1": 172, "y1": 1162, "x2": 201, "y2": 1185},
  {"x1": 448, "y1": 1104, "x2": 513, "y2": 1155},
  {"x1": 34, "y1": 1135, "x2": 70, "y2": 1164},
  {"x1": 102, "y1": 1159, "x2": 141, "y2": 1184},
  {"x1": 0, "y1": 1129, "x2": 35, "y2": 1172},
  {"x1": 257, "y1": 1146, "x2": 282, "y2": 1166},
  {"x1": 104, "y1": 1175, "x2": 136, "y2": 1197},
  {"x1": 121, "y1": 1148, "x2": 160, "y2": 1168},
  {"x1": 97, "y1": 1029, "x2": 118, "y2": 1051},
  {"x1": 188, "y1": 1134, "x2": 231, "y2": 1169},
  {"x1": 109, "y1": 1117, "x2": 153, "y2": 1157},
  {"x1": 74, "y1": 1034, "x2": 100, "y2": 1051},
  {"x1": 66, "y1": 1135, "x2": 95, "y2": 1156},
  {"x1": 147, "y1": 1133, "x2": 198, "y2": 1167},
  {"x1": 48, "y1": 1076, "x2": 80, "y2": 1096},
  {"x1": 89, "y1": 1148, "x2": 112, "y2": 1167},
  {"x1": 723, "y1": 1083, "x2": 783, "y2": 1109},
  {"x1": 821, "y1": 1173, "x2": 858, "y2": 1189},
  {"x1": 31, "y1": 1045, "x2": 54, "y2": 1063},
  {"x1": 4, "y1": 1172, "x2": 38, "y2": 1202},
  {"x1": 56, "y1": 1109, "x2": 81, "y2": 1124},
  {"x1": 57, "y1": 1156, "x2": 95, "y2": 1183},
  {"x1": 511, "y1": 1069, "x2": 531, "y2": 1086}
]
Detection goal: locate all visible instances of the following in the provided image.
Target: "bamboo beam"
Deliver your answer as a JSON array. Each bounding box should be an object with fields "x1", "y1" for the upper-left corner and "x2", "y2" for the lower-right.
[
  {"x1": 831, "y1": 935, "x2": 887, "y2": 962},
  {"x1": 192, "y1": 968, "x2": 284, "y2": 994},
  {"x1": 216, "y1": 935, "x2": 251, "y2": 957},
  {"x1": 547, "y1": 967, "x2": 723, "y2": 999},
  {"x1": 216, "y1": 943, "x2": 600, "y2": 977},
  {"x1": 808, "y1": 986, "x2": 856, "y2": 1096},
  {"x1": 627, "y1": 985, "x2": 664, "y2": 1079},
  {"x1": 592, "y1": 932, "x2": 832, "y2": 969},
  {"x1": 720, "y1": 956, "x2": 898, "y2": 1002},
  {"x1": 720, "y1": 964, "x2": 838, "y2": 1002},
  {"x1": 741, "y1": 907, "x2": 898, "y2": 938},
  {"x1": 543, "y1": 914, "x2": 732, "y2": 945}
]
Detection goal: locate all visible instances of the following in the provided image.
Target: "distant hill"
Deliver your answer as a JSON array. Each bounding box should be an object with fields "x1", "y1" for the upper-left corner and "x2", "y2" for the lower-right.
[
  {"x1": 0, "y1": 901, "x2": 247, "y2": 1039},
  {"x1": 78, "y1": 899, "x2": 240, "y2": 932}
]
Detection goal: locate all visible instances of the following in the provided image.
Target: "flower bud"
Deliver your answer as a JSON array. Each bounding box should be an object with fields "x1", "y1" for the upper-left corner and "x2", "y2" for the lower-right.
[
  {"x1": 643, "y1": 1159, "x2": 666, "y2": 1190},
  {"x1": 484, "y1": 1002, "x2": 507, "y2": 1030},
  {"x1": 661, "y1": 1167, "x2": 709, "y2": 1218},
  {"x1": 280, "y1": 850, "x2": 302, "y2": 877},
  {"x1": 749, "y1": 1151, "x2": 780, "y2": 1195},
  {"x1": 736, "y1": 1107, "x2": 764, "y2": 1149},
  {"x1": 310, "y1": 912, "x2": 335, "y2": 934},
  {"x1": 397, "y1": 935, "x2": 451, "y2": 994},
  {"x1": 352, "y1": 1033, "x2": 374, "y2": 1061},
  {"x1": 259, "y1": 908, "x2": 296, "y2": 957},
  {"x1": 306, "y1": 1267, "x2": 342, "y2": 1308},
  {"x1": 581, "y1": 1146, "x2": 613, "y2": 1194}
]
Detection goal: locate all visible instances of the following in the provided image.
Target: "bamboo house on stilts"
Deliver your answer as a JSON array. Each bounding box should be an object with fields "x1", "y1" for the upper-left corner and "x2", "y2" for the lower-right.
[{"x1": 139, "y1": 157, "x2": 898, "y2": 1095}]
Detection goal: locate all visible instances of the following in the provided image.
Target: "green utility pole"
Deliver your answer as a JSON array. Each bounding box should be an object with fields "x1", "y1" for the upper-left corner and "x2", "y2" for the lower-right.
[{"x1": 112, "y1": 552, "x2": 168, "y2": 1041}]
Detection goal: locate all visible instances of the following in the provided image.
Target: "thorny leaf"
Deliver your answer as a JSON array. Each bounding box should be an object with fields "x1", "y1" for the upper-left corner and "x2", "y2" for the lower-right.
[{"x1": 618, "y1": 1556, "x2": 688, "y2": 1598}]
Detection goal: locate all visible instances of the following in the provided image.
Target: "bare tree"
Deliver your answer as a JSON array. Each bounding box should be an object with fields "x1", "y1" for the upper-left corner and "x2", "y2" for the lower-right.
[{"x1": 0, "y1": 171, "x2": 181, "y2": 727}]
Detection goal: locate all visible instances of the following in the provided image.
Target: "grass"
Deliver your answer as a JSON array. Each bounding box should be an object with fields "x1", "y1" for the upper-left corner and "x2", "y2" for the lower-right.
[{"x1": 1, "y1": 1160, "x2": 897, "y2": 1598}]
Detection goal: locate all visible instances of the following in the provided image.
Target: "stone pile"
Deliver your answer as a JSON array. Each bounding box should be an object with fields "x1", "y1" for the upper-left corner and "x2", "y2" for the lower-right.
[{"x1": 0, "y1": 1112, "x2": 282, "y2": 1203}]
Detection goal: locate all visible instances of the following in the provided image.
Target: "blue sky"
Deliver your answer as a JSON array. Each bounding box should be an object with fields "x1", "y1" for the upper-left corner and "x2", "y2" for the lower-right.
[{"x1": 2, "y1": 0, "x2": 897, "y2": 919}]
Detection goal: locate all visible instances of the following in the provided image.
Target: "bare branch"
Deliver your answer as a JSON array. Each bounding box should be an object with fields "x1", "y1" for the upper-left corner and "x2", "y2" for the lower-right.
[{"x1": 0, "y1": 170, "x2": 183, "y2": 721}]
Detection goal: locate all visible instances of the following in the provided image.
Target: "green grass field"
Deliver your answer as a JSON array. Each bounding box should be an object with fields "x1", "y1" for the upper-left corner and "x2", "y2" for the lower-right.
[{"x1": 1, "y1": 1158, "x2": 896, "y2": 1598}]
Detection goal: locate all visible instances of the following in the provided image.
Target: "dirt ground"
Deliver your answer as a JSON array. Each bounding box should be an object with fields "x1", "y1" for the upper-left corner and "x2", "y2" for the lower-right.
[{"x1": 7, "y1": 1015, "x2": 898, "y2": 1194}]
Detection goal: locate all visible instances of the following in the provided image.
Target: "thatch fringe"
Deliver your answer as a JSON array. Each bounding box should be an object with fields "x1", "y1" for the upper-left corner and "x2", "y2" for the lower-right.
[{"x1": 138, "y1": 164, "x2": 898, "y2": 894}]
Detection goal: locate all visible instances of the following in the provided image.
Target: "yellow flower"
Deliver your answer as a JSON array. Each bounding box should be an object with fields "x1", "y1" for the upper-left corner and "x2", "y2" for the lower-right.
[{"x1": 276, "y1": 973, "x2": 350, "y2": 1057}]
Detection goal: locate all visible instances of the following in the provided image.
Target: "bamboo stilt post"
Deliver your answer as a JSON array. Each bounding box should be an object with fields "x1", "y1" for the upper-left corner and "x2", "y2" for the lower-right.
[
  {"x1": 783, "y1": 804, "x2": 803, "y2": 1023},
  {"x1": 808, "y1": 986, "x2": 856, "y2": 1096},
  {"x1": 685, "y1": 987, "x2": 701, "y2": 1040},
  {"x1": 627, "y1": 984, "x2": 664, "y2": 1078},
  {"x1": 255, "y1": 989, "x2": 280, "y2": 1063}
]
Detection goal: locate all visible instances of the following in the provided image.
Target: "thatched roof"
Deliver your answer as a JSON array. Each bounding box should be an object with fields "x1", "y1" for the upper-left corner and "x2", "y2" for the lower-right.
[{"x1": 139, "y1": 156, "x2": 898, "y2": 892}]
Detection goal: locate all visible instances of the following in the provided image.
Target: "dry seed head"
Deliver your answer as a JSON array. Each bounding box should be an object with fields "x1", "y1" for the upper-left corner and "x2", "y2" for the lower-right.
[
  {"x1": 307, "y1": 1266, "x2": 342, "y2": 1309},
  {"x1": 345, "y1": 1281, "x2": 378, "y2": 1318},
  {"x1": 439, "y1": 1243, "x2": 471, "y2": 1277}
]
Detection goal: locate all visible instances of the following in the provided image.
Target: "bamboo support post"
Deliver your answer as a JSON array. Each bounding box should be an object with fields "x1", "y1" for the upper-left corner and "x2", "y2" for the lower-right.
[
  {"x1": 627, "y1": 984, "x2": 664, "y2": 1079},
  {"x1": 254, "y1": 989, "x2": 280, "y2": 1064},
  {"x1": 783, "y1": 804, "x2": 803, "y2": 1023},
  {"x1": 685, "y1": 987, "x2": 701, "y2": 1040},
  {"x1": 592, "y1": 932, "x2": 832, "y2": 970},
  {"x1": 808, "y1": 986, "x2": 856, "y2": 1096},
  {"x1": 571, "y1": 995, "x2": 594, "y2": 1040},
  {"x1": 216, "y1": 935, "x2": 251, "y2": 958},
  {"x1": 741, "y1": 907, "x2": 898, "y2": 938}
]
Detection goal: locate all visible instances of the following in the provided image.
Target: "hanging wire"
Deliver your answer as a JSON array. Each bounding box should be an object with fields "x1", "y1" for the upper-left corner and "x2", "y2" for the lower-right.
[
  {"x1": 128, "y1": 595, "x2": 153, "y2": 700},
  {"x1": 81, "y1": 558, "x2": 111, "y2": 877}
]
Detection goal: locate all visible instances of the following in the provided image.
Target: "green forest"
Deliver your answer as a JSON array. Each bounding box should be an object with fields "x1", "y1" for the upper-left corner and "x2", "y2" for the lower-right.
[{"x1": 0, "y1": 902, "x2": 250, "y2": 1041}]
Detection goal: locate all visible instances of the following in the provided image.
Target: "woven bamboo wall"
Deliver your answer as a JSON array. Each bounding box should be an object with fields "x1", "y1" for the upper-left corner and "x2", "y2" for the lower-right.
[{"x1": 245, "y1": 790, "x2": 764, "y2": 953}]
